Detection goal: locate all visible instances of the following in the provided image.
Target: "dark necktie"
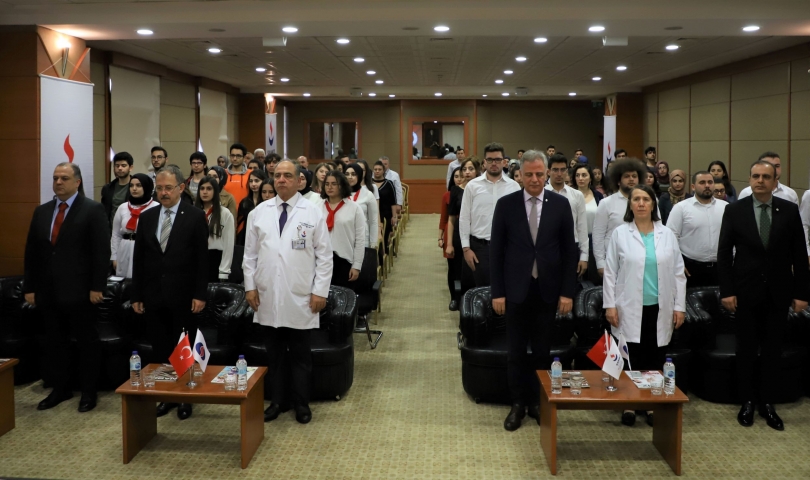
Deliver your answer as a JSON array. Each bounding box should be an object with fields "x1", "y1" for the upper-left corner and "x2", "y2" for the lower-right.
[
  {"x1": 759, "y1": 204, "x2": 770, "y2": 248},
  {"x1": 51, "y1": 202, "x2": 67, "y2": 245},
  {"x1": 279, "y1": 203, "x2": 289, "y2": 235}
]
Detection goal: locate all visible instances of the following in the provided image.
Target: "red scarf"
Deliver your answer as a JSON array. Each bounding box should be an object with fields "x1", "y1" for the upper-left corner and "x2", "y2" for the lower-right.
[
  {"x1": 352, "y1": 189, "x2": 361, "y2": 202},
  {"x1": 205, "y1": 206, "x2": 214, "y2": 223},
  {"x1": 125, "y1": 200, "x2": 153, "y2": 231},
  {"x1": 324, "y1": 200, "x2": 345, "y2": 231}
]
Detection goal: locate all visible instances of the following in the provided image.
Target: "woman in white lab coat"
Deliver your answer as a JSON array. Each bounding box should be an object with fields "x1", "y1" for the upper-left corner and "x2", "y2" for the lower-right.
[
  {"x1": 603, "y1": 184, "x2": 686, "y2": 427},
  {"x1": 110, "y1": 174, "x2": 158, "y2": 278},
  {"x1": 320, "y1": 170, "x2": 366, "y2": 289}
]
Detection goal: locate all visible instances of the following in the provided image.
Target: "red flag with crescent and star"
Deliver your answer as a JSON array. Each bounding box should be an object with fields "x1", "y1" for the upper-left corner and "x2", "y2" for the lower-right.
[{"x1": 169, "y1": 333, "x2": 195, "y2": 377}]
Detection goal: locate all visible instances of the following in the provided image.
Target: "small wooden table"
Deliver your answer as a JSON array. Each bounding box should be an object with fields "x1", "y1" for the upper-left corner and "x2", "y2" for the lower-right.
[
  {"x1": 537, "y1": 370, "x2": 689, "y2": 475},
  {"x1": 0, "y1": 358, "x2": 19, "y2": 438},
  {"x1": 115, "y1": 364, "x2": 267, "y2": 469}
]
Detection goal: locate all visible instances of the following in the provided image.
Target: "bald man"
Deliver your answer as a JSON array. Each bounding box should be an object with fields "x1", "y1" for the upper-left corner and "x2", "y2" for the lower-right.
[{"x1": 297, "y1": 156, "x2": 309, "y2": 169}]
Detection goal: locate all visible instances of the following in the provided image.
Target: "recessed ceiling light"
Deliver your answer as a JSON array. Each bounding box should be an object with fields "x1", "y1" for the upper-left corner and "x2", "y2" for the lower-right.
[
  {"x1": 282, "y1": 26, "x2": 298, "y2": 33},
  {"x1": 589, "y1": 26, "x2": 605, "y2": 32},
  {"x1": 208, "y1": 47, "x2": 222, "y2": 54},
  {"x1": 504, "y1": 70, "x2": 513, "y2": 75},
  {"x1": 354, "y1": 57, "x2": 364, "y2": 63},
  {"x1": 336, "y1": 38, "x2": 350, "y2": 44},
  {"x1": 743, "y1": 25, "x2": 760, "y2": 32},
  {"x1": 434, "y1": 25, "x2": 450, "y2": 32},
  {"x1": 255, "y1": 67, "x2": 267, "y2": 72},
  {"x1": 592, "y1": 76, "x2": 602, "y2": 81},
  {"x1": 366, "y1": 70, "x2": 376, "y2": 75},
  {"x1": 665, "y1": 44, "x2": 680, "y2": 51},
  {"x1": 569, "y1": 92, "x2": 577, "y2": 96},
  {"x1": 280, "y1": 77, "x2": 290, "y2": 82},
  {"x1": 434, "y1": 93, "x2": 442, "y2": 97},
  {"x1": 389, "y1": 94, "x2": 396, "y2": 98},
  {"x1": 375, "y1": 80, "x2": 384, "y2": 84},
  {"x1": 515, "y1": 56, "x2": 527, "y2": 62},
  {"x1": 616, "y1": 65, "x2": 627, "y2": 71},
  {"x1": 303, "y1": 93, "x2": 311, "y2": 97},
  {"x1": 368, "y1": 93, "x2": 377, "y2": 97},
  {"x1": 534, "y1": 37, "x2": 548, "y2": 43},
  {"x1": 502, "y1": 92, "x2": 510, "y2": 97},
  {"x1": 495, "y1": 79, "x2": 504, "y2": 84},
  {"x1": 482, "y1": 94, "x2": 488, "y2": 97},
  {"x1": 136, "y1": 29, "x2": 153, "y2": 36}
]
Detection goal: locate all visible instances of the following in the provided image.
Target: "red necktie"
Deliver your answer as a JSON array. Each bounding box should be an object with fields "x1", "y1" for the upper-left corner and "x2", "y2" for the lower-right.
[{"x1": 51, "y1": 202, "x2": 67, "y2": 245}]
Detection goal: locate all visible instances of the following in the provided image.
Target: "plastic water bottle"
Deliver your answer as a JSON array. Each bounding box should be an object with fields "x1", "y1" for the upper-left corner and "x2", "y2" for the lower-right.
[
  {"x1": 551, "y1": 357, "x2": 563, "y2": 394},
  {"x1": 129, "y1": 351, "x2": 141, "y2": 387},
  {"x1": 236, "y1": 355, "x2": 248, "y2": 391},
  {"x1": 663, "y1": 357, "x2": 676, "y2": 395}
]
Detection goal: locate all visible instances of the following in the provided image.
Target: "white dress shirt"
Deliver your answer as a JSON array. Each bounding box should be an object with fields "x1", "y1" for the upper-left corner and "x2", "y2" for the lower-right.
[
  {"x1": 738, "y1": 181, "x2": 799, "y2": 204},
  {"x1": 800, "y1": 190, "x2": 810, "y2": 255},
  {"x1": 592, "y1": 192, "x2": 629, "y2": 270},
  {"x1": 584, "y1": 196, "x2": 598, "y2": 235},
  {"x1": 206, "y1": 205, "x2": 235, "y2": 279},
  {"x1": 459, "y1": 174, "x2": 521, "y2": 248},
  {"x1": 321, "y1": 200, "x2": 367, "y2": 270},
  {"x1": 446, "y1": 159, "x2": 461, "y2": 186},
  {"x1": 666, "y1": 196, "x2": 728, "y2": 262},
  {"x1": 545, "y1": 184, "x2": 589, "y2": 261},
  {"x1": 384, "y1": 168, "x2": 403, "y2": 205},
  {"x1": 355, "y1": 186, "x2": 379, "y2": 248},
  {"x1": 524, "y1": 189, "x2": 543, "y2": 229}
]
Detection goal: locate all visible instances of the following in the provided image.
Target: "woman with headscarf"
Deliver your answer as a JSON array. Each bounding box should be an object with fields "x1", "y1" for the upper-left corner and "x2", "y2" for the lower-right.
[
  {"x1": 110, "y1": 173, "x2": 158, "y2": 278},
  {"x1": 658, "y1": 169, "x2": 692, "y2": 225},
  {"x1": 345, "y1": 163, "x2": 379, "y2": 248},
  {"x1": 298, "y1": 168, "x2": 321, "y2": 204},
  {"x1": 655, "y1": 161, "x2": 671, "y2": 191}
]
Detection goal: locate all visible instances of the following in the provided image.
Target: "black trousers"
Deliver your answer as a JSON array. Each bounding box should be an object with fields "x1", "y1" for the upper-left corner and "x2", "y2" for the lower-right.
[
  {"x1": 145, "y1": 302, "x2": 196, "y2": 367},
  {"x1": 207, "y1": 249, "x2": 223, "y2": 283},
  {"x1": 446, "y1": 258, "x2": 455, "y2": 301},
  {"x1": 625, "y1": 305, "x2": 667, "y2": 372},
  {"x1": 735, "y1": 299, "x2": 788, "y2": 404},
  {"x1": 331, "y1": 253, "x2": 354, "y2": 289},
  {"x1": 41, "y1": 300, "x2": 101, "y2": 395},
  {"x1": 506, "y1": 278, "x2": 555, "y2": 404},
  {"x1": 683, "y1": 257, "x2": 719, "y2": 288},
  {"x1": 465, "y1": 237, "x2": 491, "y2": 288},
  {"x1": 263, "y1": 326, "x2": 312, "y2": 407}
]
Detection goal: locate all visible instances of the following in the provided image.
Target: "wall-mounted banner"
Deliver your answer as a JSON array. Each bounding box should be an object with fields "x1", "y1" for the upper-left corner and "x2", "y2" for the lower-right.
[
  {"x1": 603, "y1": 115, "x2": 616, "y2": 172},
  {"x1": 265, "y1": 113, "x2": 277, "y2": 154},
  {"x1": 40, "y1": 75, "x2": 94, "y2": 204}
]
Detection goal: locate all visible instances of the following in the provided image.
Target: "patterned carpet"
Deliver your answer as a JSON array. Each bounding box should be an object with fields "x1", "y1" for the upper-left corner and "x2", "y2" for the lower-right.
[{"x1": 1, "y1": 214, "x2": 810, "y2": 479}]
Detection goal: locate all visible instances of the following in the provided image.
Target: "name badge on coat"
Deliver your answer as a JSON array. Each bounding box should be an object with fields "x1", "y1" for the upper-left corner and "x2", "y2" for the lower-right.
[{"x1": 292, "y1": 224, "x2": 307, "y2": 249}]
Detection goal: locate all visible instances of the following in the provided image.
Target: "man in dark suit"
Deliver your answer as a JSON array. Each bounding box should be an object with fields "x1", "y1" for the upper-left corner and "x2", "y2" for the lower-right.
[
  {"x1": 24, "y1": 163, "x2": 110, "y2": 413},
  {"x1": 718, "y1": 160, "x2": 809, "y2": 431},
  {"x1": 490, "y1": 150, "x2": 578, "y2": 431},
  {"x1": 131, "y1": 165, "x2": 209, "y2": 420}
]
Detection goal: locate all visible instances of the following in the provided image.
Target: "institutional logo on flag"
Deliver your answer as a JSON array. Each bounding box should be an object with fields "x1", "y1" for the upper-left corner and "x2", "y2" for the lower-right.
[{"x1": 193, "y1": 329, "x2": 210, "y2": 372}]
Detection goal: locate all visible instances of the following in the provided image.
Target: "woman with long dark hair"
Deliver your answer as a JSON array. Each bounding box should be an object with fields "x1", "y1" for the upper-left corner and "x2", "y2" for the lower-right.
[
  {"x1": 573, "y1": 164, "x2": 605, "y2": 285},
  {"x1": 441, "y1": 167, "x2": 464, "y2": 310},
  {"x1": 312, "y1": 163, "x2": 330, "y2": 194},
  {"x1": 447, "y1": 158, "x2": 480, "y2": 298},
  {"x1": 236, "y1": 169, "x2": 268, "y2": 245},
  {"x1": 207, "y1": 165, "x2": 237, "y2": 220},
  {"x1": 372, "y1": 161, "x2": 396, "y2": 252},
  {"x1": 195, "y1": 176, "x2": 235, "y2": 282},
  {"x1": 260, "y1": 178, "x2": 275, "y2": 201},
  {"x1": 708, "y1": 160, "x2": 737, "y2": 203},
  {"x1": 345, "y1": 163, "x2": 379, "y2": 248},
  {"x1": 321, "y1": 171, "x2": 366, "y2": 288},
  {"x1": 111, "y1": 173, "x2": 158, "y2": 278}
]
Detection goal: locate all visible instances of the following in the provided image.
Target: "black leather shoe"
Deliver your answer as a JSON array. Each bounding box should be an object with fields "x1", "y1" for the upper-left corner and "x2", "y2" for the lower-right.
[
  {"x1": 264, "y1": 403, "x2": 282, "y2": 422},
  {"x1": 37, "y1": 390, "x2": 73, "y2": 411},
  {"x1": 156, "y1": 402, "x2": 179, "y2": 417},
  {"x1": 621, "y1": 411, "x2": 636, "y2": 426},
  {"x1": 738, "y1": 401, "x2": 755, "y2": 427},
  {"x1": 177, "y1": 403, "x2": 193, "y2": 420},
  {"x1": 527, "y1": 404, "x2": 540, "y2": 425},
  {"x1": 78, "y1": 393, "x2": 97, "y2": 413},
  {"x1": 758, "y1": 404, "x2": 784, "y2": 431},
  {"x1": 448, "y1": 299, "x2": 459, "y2": 311},
  {"x1": 295, "y1": 404, "x2": 312, "y2": 424},
  {"x1": 504, "y1": 403, "x2": 526, "y2": 431}
]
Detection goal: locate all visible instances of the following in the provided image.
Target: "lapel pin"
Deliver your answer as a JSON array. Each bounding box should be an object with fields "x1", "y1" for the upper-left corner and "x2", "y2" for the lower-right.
[{"x1": 776, "y1": 208, "x2": 779, "y2": 212}]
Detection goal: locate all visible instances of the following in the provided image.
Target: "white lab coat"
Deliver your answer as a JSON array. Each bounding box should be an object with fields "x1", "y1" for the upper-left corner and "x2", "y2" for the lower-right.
[
  {"x1": 243, "y1": 193, "x2": 333, "y2": 329},
  {"x1": 602, "y1": 221, "x2": 686, "y2": 346}
]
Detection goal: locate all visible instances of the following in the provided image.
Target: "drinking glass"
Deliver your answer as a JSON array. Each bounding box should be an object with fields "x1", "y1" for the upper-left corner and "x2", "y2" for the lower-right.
[
  {"x1": 570, "y1": 376, "x2": 584, "y2": 395},
  {"x1": 650, "y1": 377, "x2": 663, "y2": 396},
  {"x1": 143, "y1": 371, "x2": 156, "y2": 388},
  {"x1": 224, "y1": 368, "x2": 237, "y2": 391}
]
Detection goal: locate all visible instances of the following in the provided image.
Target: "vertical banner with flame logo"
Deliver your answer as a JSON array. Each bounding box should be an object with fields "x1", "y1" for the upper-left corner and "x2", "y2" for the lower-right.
[
  {"x1": 40, "y1": 75, "x2": 94, "y2": 203},
  {"x1": 265, "y1": 113, "x2": 277, "y2": 154},
  {"x1": 603, "y1": 115, "x2": 616, "y2": 172}
]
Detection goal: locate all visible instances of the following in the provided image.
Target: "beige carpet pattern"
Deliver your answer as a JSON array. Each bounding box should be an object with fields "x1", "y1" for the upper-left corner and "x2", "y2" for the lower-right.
[{"x1": 2, "y1": 213, "x2": 810, "y2": 479}]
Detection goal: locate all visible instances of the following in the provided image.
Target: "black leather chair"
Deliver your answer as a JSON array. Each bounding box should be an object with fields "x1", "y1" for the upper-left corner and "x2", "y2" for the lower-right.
[
  {"x1": 0, "y1": 276, "x2": 39, "y2": 384},
  {"x1": 687, "y1": 286, "x2": 807, "y2": 403},
  {"x1": 458, "y1": 287, "x2": 576, "y2": 404},
  {"x1": 242, "y1": 285, "x2": 357, "y2": 401},
  {"x1": 354, "y1": 247, "x2": 383, "y2": 349}
]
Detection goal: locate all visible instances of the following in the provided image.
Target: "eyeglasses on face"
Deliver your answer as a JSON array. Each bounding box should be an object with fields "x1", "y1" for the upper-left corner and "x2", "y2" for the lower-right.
[
  {"x1": 230, "y1": 154, "x2": 244, "y2": 159},
  {"x1": 154, "y1": 184, "x2": 180, "y2": 193},
  {"x1": 151, "y1": 155, "x2": 166, "y2": 160}
]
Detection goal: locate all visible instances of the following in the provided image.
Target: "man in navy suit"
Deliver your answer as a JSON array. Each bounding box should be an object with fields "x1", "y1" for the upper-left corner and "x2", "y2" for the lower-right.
[{"x1": 490, "y1": 150, "x2": 578, "y2": 431}]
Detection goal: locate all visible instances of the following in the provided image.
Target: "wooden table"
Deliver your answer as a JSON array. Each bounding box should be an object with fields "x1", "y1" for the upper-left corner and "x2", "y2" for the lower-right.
[
  {"x1": 0, "y1": 358, "x2": 19, "y2": 438},
  {"x1": 537, "y1": 370, "x2": 689, "y2": 476},
  {"x1": 115, "y1": 364, "x2": 267, "y2": 469}
]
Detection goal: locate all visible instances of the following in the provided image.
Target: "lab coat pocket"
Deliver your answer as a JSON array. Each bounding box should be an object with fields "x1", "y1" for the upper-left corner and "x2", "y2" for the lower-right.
[{"x1": 289, "y1": 266, "x2": 313, "y2": 297}]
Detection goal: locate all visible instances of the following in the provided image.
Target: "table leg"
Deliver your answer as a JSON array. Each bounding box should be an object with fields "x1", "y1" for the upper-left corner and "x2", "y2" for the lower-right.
[
  {"x1": 121, "y1": 394, "x2": 157, "y2": 464},
  {"x1": 240, "y1": 376, "x2": 265, "y2": 469},
  {"x1": 0, "y1": 367, "x2": 14, "y2": 438},
  {"x1": 539, "y1": 387, "x2": 558, "y2": 475},
  {"x1": 652, "y1": 403, "x2": 683, "y2": 475}
]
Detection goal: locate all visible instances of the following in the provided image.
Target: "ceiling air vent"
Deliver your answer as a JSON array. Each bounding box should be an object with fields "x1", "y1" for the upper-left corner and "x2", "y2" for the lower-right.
[
  {"x1": 349, "y1": 88, "x2": 363, "y2": 97},
  {"x1": 429, "y1": 37, "x2": 455, "y2": 42},
  {"x1": 514, "y1": 87, "x2": 529, "y2": 96}
]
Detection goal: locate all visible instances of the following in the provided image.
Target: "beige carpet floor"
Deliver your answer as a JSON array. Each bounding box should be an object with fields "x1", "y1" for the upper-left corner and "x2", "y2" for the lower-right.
[{"x1": 1, "y1": 213, "x2": 810, "y2": 479}]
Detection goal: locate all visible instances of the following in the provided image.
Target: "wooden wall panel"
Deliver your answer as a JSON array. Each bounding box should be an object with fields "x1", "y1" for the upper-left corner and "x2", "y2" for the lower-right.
[
  {"x1": 238, "y1": 94, "x2": 267, "y2": 153},
  {"x1": 0, "y1": 77, "x2": 38, "y2": 141},
  {"x1": 0, "y1": 140, "x2": 40, "y2": 204},
  {"x1": 615, "y1": 93, "x2": 644, "y2": 158},
  {"x1": 404, "y1": 179, "x2": 447, "y2": 214}
]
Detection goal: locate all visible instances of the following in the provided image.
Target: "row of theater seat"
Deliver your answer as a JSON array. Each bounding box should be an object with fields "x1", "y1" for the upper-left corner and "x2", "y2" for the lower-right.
[
  {"x1": 458, "y1": 285, "x2": 810, "y2": 405},
  {"x1": 0, "y1": 276, "x2": 360, "y2": 402}
]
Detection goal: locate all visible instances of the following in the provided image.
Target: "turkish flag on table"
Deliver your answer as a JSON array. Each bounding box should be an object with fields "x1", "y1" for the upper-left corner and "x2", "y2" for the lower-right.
[
  {"x1": 587, "y1": 330, "x2": 624, "y2": 380},
  {"x1": 169, "y1": 334, "x2": 195, "y2": 377}
]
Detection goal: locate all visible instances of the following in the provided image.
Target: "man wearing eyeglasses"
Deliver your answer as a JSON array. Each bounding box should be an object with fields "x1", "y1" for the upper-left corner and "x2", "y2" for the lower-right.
[
  {"x1": 224, "y1": 142, "x2": 250, "y2": 205},
  {"x1": 459, "y1": 142, "x2": 520, "y2": 289},
  {"x1": 185, "y1": 152, "x2": 208, "y2": 200},
  {"x1": 149, "y1": 146, "x2": 168, "y2": 184}
]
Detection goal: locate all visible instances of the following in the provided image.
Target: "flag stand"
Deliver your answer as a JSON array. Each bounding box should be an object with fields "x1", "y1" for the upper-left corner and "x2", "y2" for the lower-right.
[
  {"x1": 606, "y1": 377, "x2": 617, "y2": 392},
  {"x1": 186, "y1": 363, "x2": 197, "y2": 389}
]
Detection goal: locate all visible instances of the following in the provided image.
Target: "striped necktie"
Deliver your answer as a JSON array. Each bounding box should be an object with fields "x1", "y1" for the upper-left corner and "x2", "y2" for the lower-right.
[{"x1": 159, "y1": 209, "x2": 172, "y2": 252}]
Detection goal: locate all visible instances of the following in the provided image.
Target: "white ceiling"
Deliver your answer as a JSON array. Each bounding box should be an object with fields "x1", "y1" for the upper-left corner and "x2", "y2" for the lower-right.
[{"x1": 3, "y1": 0, "x2": 810, "y2": 99}]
